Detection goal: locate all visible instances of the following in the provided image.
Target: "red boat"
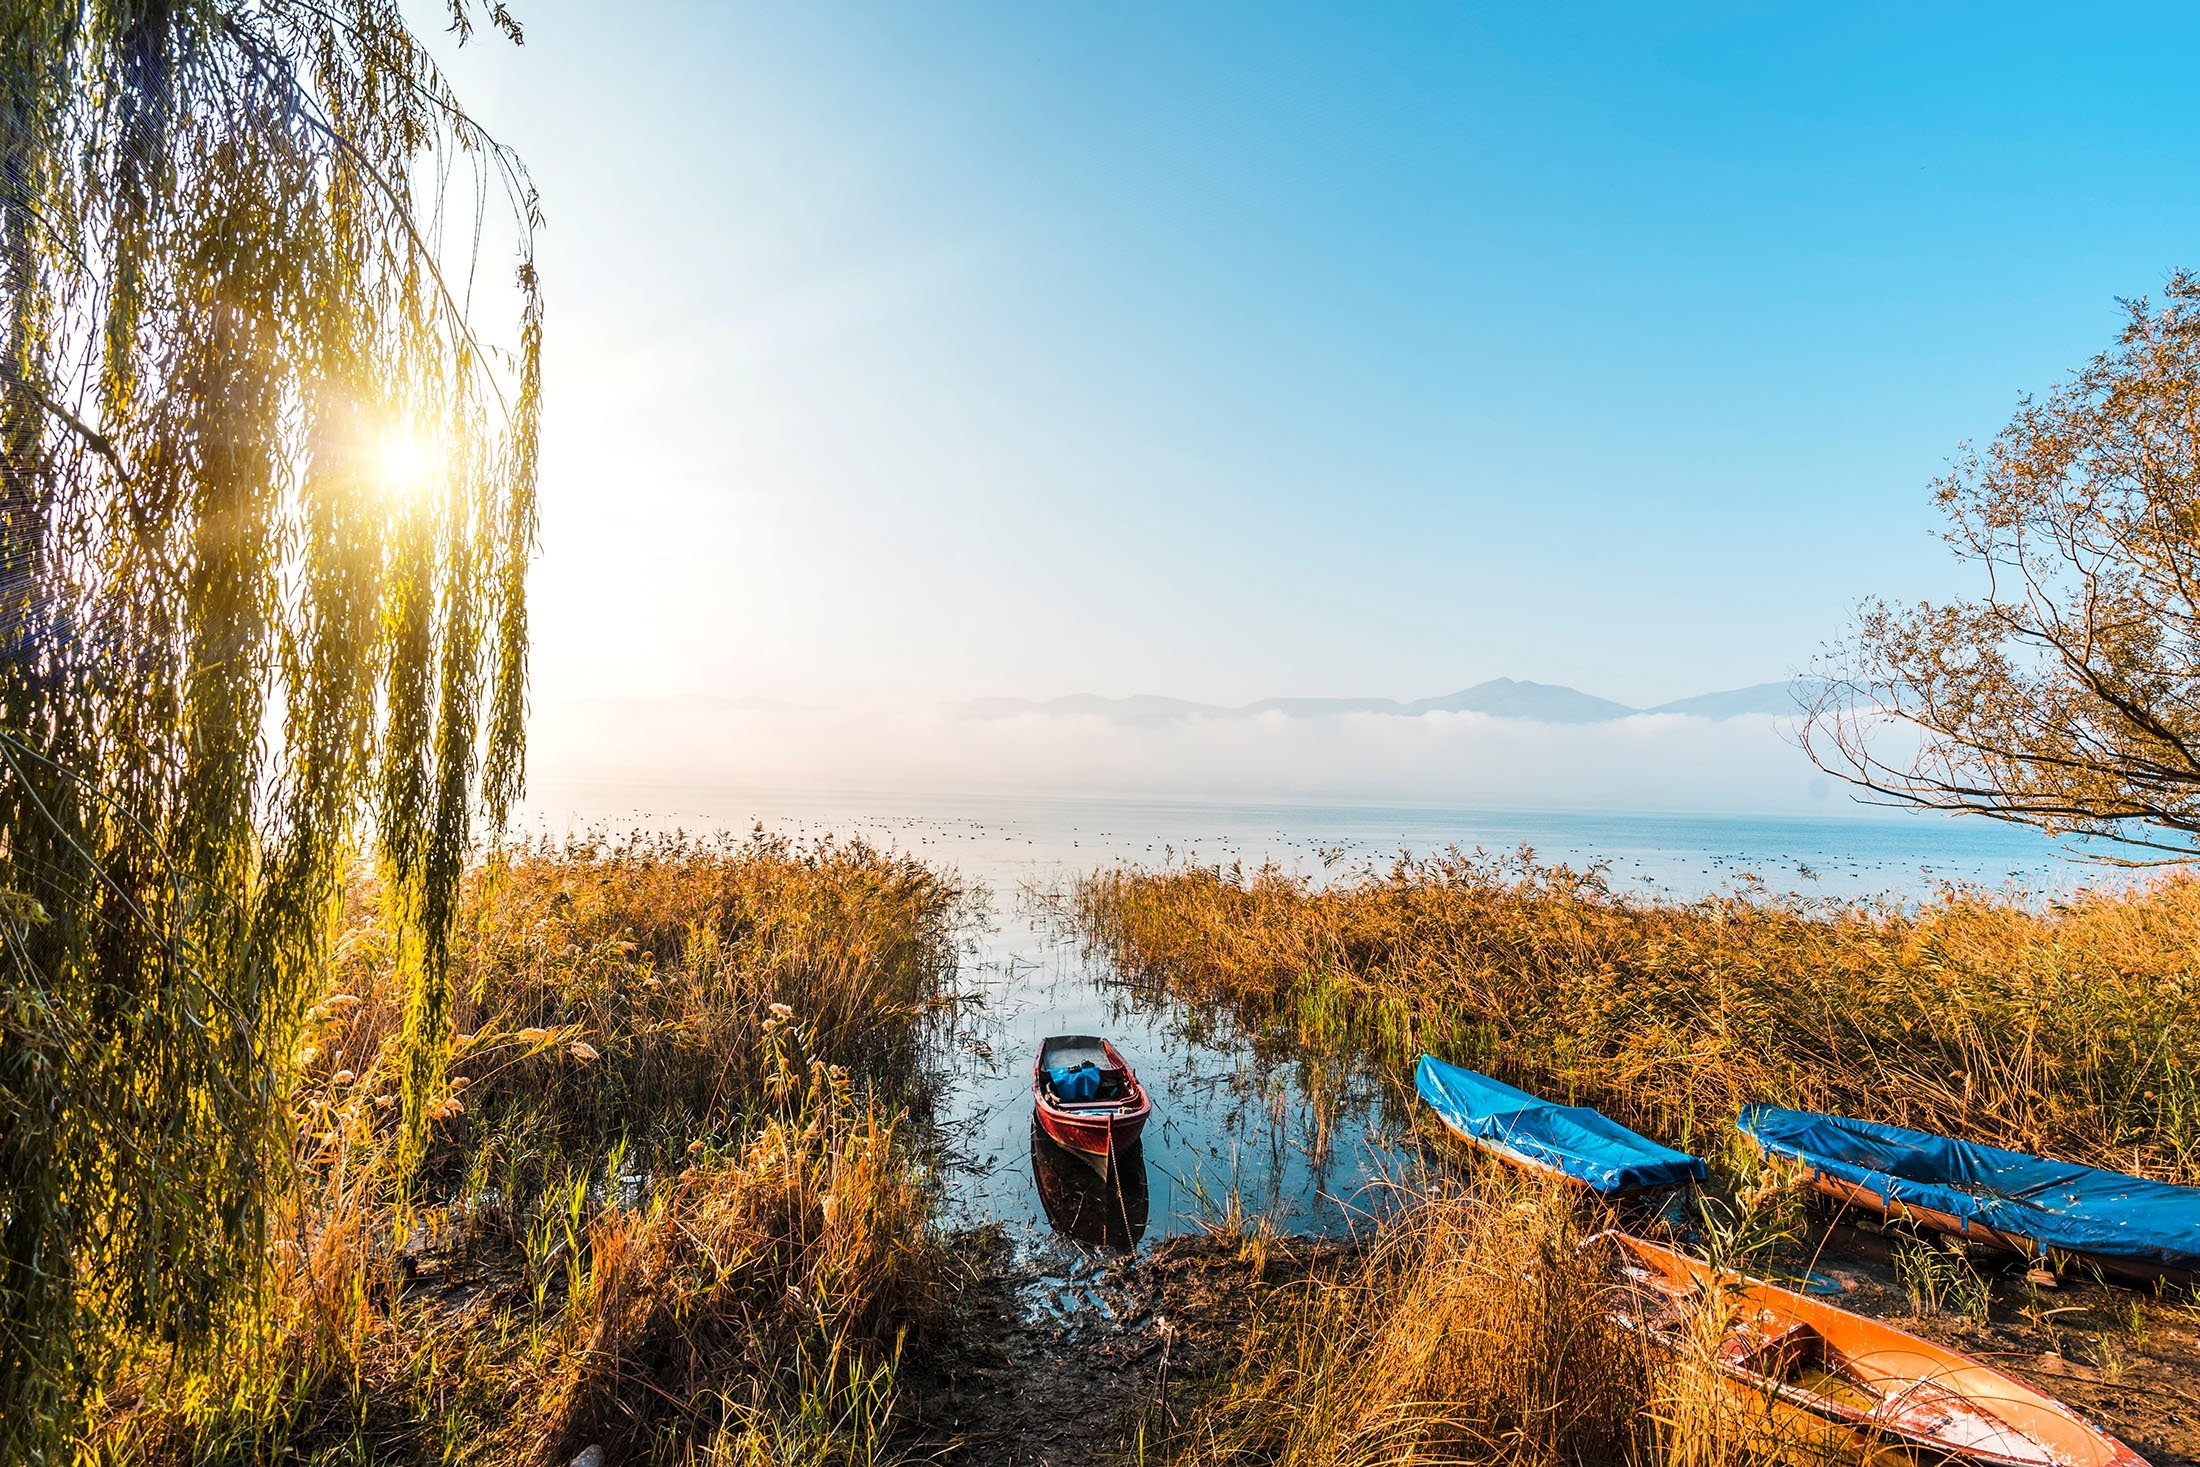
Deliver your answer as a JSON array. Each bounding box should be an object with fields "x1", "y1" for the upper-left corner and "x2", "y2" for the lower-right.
[{"x1": 1032, "y1": 1034, "x2": 1151, "y2": 1176}]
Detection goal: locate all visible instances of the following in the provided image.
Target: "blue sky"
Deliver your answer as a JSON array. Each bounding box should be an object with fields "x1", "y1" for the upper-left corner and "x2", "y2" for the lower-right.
[{"x1": 430, "y1": 2, "x2": 2200, "y2": 711}]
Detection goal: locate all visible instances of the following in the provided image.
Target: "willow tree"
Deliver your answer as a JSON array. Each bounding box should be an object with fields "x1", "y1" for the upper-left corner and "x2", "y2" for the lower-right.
[
  {"x1": 0, "y1": 1, "x2": 539, "y2": 1451},
  {"x1": 1806, "y1": 273, "x2": 2200, "y2": 861}
]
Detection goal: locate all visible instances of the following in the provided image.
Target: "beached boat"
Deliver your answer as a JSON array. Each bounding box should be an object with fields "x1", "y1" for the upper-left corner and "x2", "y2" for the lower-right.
[
  {"x1": 1032, "y1": 1034, "x2": 1152, "y2": 1176},
  {"x1": 1741, "y1": 1105, "x2": 2200, "y2": 1288},
  {"x1": 1603, "y1": 1232, "x2": 2148, "y2": 1467},
  {"x1": 1415, "y1": 1054, "x2": 1705, "y2": 1197},
  {"x1": 1030, "y1": 1116, "x2": 1149, "y2": 1249}
]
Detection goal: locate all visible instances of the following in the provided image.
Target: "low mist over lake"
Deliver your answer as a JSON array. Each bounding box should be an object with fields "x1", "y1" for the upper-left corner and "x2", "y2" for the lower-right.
[{"x1": 531, "y1": 677, "x2": 1885, "y2": 814}]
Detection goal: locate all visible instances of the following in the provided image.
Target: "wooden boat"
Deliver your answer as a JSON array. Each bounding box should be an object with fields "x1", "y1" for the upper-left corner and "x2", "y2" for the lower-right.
[
  {"x1": 1030, "y1": 1116, "x2": 1148, "y2": 1249},
  {"x1": 1741, "y1": 1105, "x2": 2200, "y2": 1289},
  {"x1": 1032, "y1": 1034, "x2": 1151, "y2": 1176},
  {"x1": 1600, "y1": 1232, "x2": 2148, "y2": 1467},
  {"x1": 1415, "y1": 1054, "x2": 1705, "y2": 1198}
]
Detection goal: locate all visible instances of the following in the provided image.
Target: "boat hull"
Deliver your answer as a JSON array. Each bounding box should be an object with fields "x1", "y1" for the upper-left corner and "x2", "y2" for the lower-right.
[
  {"x1": 1742, "y1": 1105, "x2": 2200, "y2": 1290},
  {"x1": 1035, "y1": 1104, "x2": 1149, "y2": 1166},
  {"x1": 1415, "y1": 1054, "x2": 1705, "y2": 1198},
  {"x1": 1802, "y1": 1171, "x2": 2199, "y2": 1290},
  {"x1": 1602, "y1": 1233, "x2": 2147, "y2": 1467},
  {"x1": 1430, "y1": 1112, "x2": 1679, "y2": 1199}
]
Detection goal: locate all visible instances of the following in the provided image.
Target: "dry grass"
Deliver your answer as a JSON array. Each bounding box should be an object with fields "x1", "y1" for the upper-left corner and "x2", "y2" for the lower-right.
[
  {"x1": 92, "y1": 832, "x2": 969, "y2": 1467},
  {"x1": 1075, "y1": 851, "x2": 2200, "y2": 1183},
  {"x1": 329, "y1": 828, "x2": 969, "y2": 1169},
  {"x1": 535, "y1": 1046, "x2": 941, "y2": 1465},
  {"x1": 1163, "y1": 1168, "x2": 1807, "y2": 1467}
]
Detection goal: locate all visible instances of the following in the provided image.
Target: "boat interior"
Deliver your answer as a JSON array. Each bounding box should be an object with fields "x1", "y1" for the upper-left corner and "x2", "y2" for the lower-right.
[
  {"x1": 1039, "y1": 1035, "x2": 1134, "y2": 1108},
  {"x1": 1618, "y1": 1263, "x2": 2084, "y2": 1467}
]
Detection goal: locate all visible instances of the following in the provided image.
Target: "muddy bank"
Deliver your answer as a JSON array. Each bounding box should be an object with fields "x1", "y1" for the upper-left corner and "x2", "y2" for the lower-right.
[
  {"x1": 903, "y1": 1213, "x2": 2200, "y2": 1467},
  {"x1": 903, "y1": 1229, "x2": 1353, "y2": 1465}
]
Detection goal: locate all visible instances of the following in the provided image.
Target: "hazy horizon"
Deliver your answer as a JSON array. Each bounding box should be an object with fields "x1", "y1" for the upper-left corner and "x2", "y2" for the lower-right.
[{"x1": 525, "y1": 694, "x2": 1875, "y2": 816}]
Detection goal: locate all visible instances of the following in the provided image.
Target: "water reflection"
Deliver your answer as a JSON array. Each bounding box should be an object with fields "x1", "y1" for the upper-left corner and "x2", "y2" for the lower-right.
[
  {"x1": 506, "y1": 789, "x2": 2084, "y2": 1255},
  {"x1": 1030, "y1": 1118, "x2": 1149, "y2": 1250},
  {"x1": 924, "y1": 882, "x2": 1410, "y2": 1249}
]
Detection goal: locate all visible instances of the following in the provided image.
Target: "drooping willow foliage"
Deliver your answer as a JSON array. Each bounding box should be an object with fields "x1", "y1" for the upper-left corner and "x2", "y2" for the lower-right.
[{"x1": 0, "y1": 1, "x2": 539, "y2": 1452}]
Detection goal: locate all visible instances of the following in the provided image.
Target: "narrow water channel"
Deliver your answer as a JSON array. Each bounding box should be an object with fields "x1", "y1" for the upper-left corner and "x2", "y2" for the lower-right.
[
  {"x1": 866, "y1": 795, "x2": 2083, "y2": 1273},
  {"x1": 930, "y1": 883, "x2": 1407, "y2": 1258}
]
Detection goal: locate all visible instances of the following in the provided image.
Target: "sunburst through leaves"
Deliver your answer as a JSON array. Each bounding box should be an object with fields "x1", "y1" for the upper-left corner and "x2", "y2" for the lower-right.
[{"x1": 0, "y1": 2, "x2": 541, "y2": 1454}]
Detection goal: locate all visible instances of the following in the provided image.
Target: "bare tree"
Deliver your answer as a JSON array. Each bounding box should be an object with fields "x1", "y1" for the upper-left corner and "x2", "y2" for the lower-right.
[{"x1": 1806, "y1": 272, "x2": 2200, "y2": 862}]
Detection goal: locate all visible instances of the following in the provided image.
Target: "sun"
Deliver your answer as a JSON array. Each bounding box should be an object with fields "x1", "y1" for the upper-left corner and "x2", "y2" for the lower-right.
[{"x1": 372, "y1": 423, "x2": 440, "y2": 502}]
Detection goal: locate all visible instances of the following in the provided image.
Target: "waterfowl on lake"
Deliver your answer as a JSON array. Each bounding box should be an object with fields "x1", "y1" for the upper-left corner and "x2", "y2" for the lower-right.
[
  {"x1": 1033, "y1": 1034, "x2": 1151, "y2": 1176},
  {"x1": 1740, "y1": 1106, "x2": 2200, "y2": 1288},
  {"x1": 1602, "y1": 1232, "x2": 2148, "y2": 1467},
  {"x1": 1414, "y1": 1054, "x2": 1705, "y2": 1197}
]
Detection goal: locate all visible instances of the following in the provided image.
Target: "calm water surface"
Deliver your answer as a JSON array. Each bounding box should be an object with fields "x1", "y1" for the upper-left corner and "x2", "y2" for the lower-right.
[{"x1": 522, "y1": 785, "x2": 2092, "y2": 1261}]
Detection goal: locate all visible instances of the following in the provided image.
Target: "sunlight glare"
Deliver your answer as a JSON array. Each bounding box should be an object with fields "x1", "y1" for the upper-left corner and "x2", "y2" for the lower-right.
[{"x1": 373, "y1": 423, "x2": 440, "y2": 503}]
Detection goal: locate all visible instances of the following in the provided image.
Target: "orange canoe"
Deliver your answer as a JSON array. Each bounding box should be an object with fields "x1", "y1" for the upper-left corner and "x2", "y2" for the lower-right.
[{"x1": 1601, "y1": 1233, "x2": 2147, "y2": 1467}]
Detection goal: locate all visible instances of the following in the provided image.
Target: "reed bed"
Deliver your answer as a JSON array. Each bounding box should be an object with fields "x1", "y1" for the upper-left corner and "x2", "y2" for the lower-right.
[
  {"x1": 93, "y1": 832, "x2": 969, "y2": 1467},
  {"x1": 1166, "y1": 1169, "x2": 1809, "y2": 1467},
  {"x1": 1074, "y1": 851, "x2": 2200, "y2": 1183}
]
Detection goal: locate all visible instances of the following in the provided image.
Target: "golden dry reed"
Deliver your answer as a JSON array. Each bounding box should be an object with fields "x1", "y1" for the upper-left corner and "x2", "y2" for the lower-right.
[
  {"x1": 1168, "y1": 1166, "x2": 1822, "y2": 1467},
  {"x1": 93, "y1": 832, "x2": 969, "y2": 1467},
  {"x1": 1075, "y1": 851, "x2": 2200, "y2": 1183}
]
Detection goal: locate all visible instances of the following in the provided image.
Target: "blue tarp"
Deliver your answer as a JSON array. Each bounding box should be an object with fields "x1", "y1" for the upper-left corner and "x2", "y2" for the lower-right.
[
  {"x1": 1740, "y1": 1105, "x2": 2200, "y2": 1273},
  {"x1": 1048, "y1": 1063, "x2": 1103, "y2": 1102},
  {"x1": 1414, "y1": 1055, "x2": 1706, "y2": 1195}
]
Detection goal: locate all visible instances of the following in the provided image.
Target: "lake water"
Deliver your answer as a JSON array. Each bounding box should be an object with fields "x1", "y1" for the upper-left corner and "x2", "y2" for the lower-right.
[{"x1": 520, "y1": 784, "x2": 2095, "y2": 1263}]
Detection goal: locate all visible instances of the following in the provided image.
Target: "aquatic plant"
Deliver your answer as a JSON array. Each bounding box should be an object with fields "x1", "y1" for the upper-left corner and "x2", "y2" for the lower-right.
[{"x1": 1159, "y1": 1170, "x2": 1806, "y2": 1467}]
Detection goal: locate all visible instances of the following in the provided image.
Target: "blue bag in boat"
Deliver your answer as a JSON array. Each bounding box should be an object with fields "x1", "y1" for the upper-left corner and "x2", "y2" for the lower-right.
[{"x1": 1048, "y1": 1062, "x2": 1103, "y2": 1102}]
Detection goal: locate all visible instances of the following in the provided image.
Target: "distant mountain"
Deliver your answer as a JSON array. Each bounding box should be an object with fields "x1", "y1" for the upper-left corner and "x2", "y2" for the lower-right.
[
  {"x1": 1645, "y1": 681, "x2": 1819, "y2": 719},
  {"x1": 1406, "y1": 678, "x2": 1638, "y2": 723},
  {"x1": 1240, "y1": 696, "x2": 1411, "y2": 717},
  {"x1": 959, "y1": 677, "x2": 1815, "y2": 725}
]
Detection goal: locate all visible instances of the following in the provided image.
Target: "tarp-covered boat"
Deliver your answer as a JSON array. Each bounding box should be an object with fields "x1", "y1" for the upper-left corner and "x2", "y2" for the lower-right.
[
  {"x1": 1740, "y1": 1105, "x2": 2200, "y2": 1286},
  {"x1": 1603, "y1": 1232, "x2": 2148, "y2": 1467},
  {"x1": 1415, "y1": 1055, "x2": 1705, "y2": 1197}
]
